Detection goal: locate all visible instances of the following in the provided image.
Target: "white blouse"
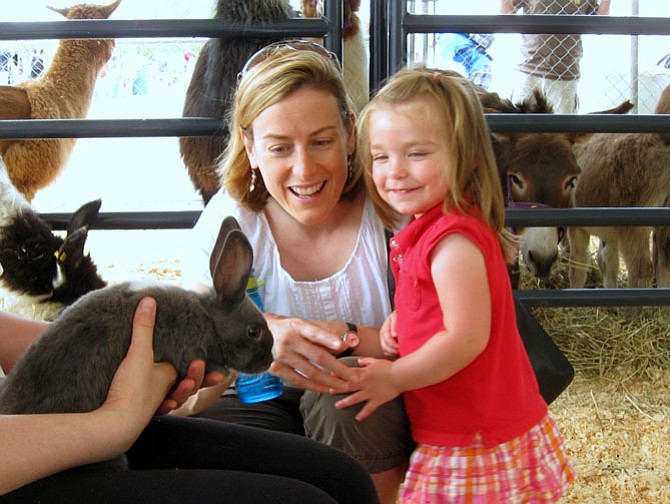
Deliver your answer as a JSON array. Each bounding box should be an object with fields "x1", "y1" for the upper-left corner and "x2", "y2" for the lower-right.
[{"x1": 185, "y1": 190, "x2": 392, "y2": 328}]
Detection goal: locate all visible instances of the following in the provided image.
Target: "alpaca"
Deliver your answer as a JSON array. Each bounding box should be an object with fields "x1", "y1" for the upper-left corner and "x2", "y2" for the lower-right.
[
  {"x1": 179, "y1": 0, "x2": 296, "y2": 205},
  {"x1": 0, "y1": 157, "x2": 106, "y2": 321},
  {"x1": 0, "y1": 0, "x2": 121, "y2": 202},
  {"x1": 569, "y1": 85, "x2": 670, "y2": 289},
  {"x1": 301, "y1": 0, "x2": 370, "y2": 114}
]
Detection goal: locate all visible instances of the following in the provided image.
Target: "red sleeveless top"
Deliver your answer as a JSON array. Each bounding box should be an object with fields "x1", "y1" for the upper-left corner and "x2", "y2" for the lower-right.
[{"x1": 390, "y1": 205, "x2": 547, "y2": 447}]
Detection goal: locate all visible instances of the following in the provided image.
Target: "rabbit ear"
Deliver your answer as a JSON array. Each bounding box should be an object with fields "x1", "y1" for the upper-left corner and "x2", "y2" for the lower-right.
[
  {"x1": 66, "y1": 199, "x2": 102, "y2": 235},
  {"x1": 209, "y1": 216, "x2": 242, "y2": 278},
  {"x1": 212, "y1": 229, "x2": 253, "y2": 305},
  {"x1": 56, "y1": 227, "x2": 89, "y2": 270}
]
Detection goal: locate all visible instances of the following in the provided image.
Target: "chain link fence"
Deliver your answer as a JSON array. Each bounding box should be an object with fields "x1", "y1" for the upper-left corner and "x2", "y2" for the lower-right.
[{"x1": 407, "y1": 0, "x2": 670, "y2": 114}]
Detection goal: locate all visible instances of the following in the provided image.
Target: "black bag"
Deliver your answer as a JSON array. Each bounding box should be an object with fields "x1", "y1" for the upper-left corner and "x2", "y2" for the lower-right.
[{"x1": 513, "y1": 297, "x2": 574, "y2": 404}]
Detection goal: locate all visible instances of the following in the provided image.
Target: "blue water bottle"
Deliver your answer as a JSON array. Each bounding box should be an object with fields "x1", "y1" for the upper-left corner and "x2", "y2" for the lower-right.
[{"x1": 235, "y1": 271, "x2": 284, "y2": 403}]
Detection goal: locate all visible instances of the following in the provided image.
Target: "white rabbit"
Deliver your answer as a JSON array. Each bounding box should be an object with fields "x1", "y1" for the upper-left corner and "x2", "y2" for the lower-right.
[{"x1": 0, "y1": 157, "x2": 106, "y2": 320}]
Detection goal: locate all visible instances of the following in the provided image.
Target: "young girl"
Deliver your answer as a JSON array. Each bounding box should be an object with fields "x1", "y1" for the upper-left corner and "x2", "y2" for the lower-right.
[{"x1": 335, "y1": 68, "x2": 575, "y2": 502}]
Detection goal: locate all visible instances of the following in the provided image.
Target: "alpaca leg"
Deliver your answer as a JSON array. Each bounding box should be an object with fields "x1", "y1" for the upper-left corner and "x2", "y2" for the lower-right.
[{"x1": 568, "y1": 226, "x2": 591, "y2": 288}]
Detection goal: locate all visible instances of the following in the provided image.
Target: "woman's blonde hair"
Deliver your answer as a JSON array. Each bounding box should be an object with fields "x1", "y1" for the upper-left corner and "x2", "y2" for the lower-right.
[
  {"x1": 219, "y1": 48, "x2": 363, "y2": 211},
  {"x1": 357, "y1": 67, "x2": 518, "y2": 262}
]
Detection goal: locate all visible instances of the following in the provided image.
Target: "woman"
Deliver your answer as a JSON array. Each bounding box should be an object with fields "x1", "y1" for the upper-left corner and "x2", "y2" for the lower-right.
[
  {"x1": 0, "y1": 300, "x2": 380, "y2": 503},
  {"x1": 180, "y1": 41, "x2": 413, "y2": 504}
]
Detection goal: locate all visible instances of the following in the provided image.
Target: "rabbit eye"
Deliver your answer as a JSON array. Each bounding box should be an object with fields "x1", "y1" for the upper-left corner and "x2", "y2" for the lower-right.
[{"x1": 247, "y1": 325, "x2": 263, "y2": 340}]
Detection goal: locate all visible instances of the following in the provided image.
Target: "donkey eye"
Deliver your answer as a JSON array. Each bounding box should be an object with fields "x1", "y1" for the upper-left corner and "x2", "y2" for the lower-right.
[
  {"x1": 510, "y1": 174, "x2": 523, "y2": 189},
  {"x1": 565, "y1": 176, "x2": 578, "y2": 190}
]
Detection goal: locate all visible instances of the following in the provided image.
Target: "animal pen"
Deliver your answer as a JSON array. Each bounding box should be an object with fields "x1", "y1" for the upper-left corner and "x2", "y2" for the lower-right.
[{"x1": 1, "y1": 1, "x2": 669, "y2": 501}]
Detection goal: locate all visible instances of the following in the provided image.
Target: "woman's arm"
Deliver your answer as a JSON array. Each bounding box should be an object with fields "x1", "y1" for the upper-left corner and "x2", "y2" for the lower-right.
[
  {"x1": 0, "y1": 297, "x2": 177, "y2": 496},
  {"x1": 0, "y1": 312, "x2": 48, "y2": 373}
]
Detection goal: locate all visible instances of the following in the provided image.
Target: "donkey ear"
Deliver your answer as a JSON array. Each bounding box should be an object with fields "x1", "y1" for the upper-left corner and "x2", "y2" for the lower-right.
[
  {"x1": 209, "y1": 216, "x2": 242, "y2": 278},
  {"x1": 66, "y1": 199, "x2": 101, "y2": 235},
  {"x1": 211, "y1": 229, "x2": 253, "y2": 305}
]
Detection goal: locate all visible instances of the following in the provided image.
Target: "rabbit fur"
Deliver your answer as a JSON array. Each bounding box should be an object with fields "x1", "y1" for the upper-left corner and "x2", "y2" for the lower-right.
[
  {"x1": 0, "y1": 216, "x2": 273, "y2": 419},
  {"x1": 0, "y1": 158, "x2": 106, "y2": 320}
]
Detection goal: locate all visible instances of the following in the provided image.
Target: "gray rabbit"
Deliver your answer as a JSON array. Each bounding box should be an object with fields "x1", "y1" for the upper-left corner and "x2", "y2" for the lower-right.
[{"x1": 0, "y1": 216, "x2": 274, "y2": 418}]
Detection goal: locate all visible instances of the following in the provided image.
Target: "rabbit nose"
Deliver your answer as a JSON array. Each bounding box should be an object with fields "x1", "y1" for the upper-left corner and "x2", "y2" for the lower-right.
[{"x1": 246, "y1": 324, "x2": 264, "y2": 341}]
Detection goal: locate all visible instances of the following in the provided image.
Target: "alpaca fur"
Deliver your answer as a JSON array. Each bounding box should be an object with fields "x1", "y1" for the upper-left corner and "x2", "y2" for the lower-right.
[
  {"x1": 569, "y1": 85, "x2": 670, "y2": 288},
  {"x1": 179, "y1": 0, "x2": 296, "y2": 204},
  {"x1": 0, "y1": 0, "x2": 121, "y2": 202},
  {"x1": 0, "y1": 158, "x2": 105, "y2": 320},
  {"x1": 301, "y1": 0, "x2": 369, "y2": 114}
]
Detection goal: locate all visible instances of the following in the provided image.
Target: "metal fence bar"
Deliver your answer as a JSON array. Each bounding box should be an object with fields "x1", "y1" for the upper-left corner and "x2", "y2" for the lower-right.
[
  {"x1": 3, "y1": 113, "x2": 670, "y2": 140},
  {"x1": 40, "y1": 207, "x2": 670, "y2": 231},
  {"x1": 387, "y1": 4, "x2": 670, "y2": 75},
  {"x1": 0, "y1": 18, "x2": 329, "y2": 41},
  {"x1": 515, "y1": 288, "x2": 670, "y2": 307}
]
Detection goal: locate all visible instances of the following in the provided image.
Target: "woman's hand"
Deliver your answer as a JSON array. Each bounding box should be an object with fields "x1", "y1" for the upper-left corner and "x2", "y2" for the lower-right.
[
  {"x1": 266, "y1": 314, "x2": 356, "y2": 393},
  {"x1": 98, "y1": 297, "x2": 179, "y2": 451}
]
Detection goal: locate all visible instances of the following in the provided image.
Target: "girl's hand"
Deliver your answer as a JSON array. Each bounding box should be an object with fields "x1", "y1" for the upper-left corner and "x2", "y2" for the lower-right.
[
  {"x1": 380, "y1": 311, "x2": 399, "y2": 358},
  {"x1": 99, "y1": 297, "x2": 178, "y2": 450},
  {"x1": 266, "y1": 315, "x2": 355, "y2": 393},
  {"x1": 333, "y1": 357, "x2": 401, "y2": 421}
]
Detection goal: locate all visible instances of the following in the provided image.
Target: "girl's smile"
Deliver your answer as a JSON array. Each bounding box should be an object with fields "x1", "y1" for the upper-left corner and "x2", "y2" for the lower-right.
[{"x1": 369, "y1": 99, "x2": 451, "y2": 218}]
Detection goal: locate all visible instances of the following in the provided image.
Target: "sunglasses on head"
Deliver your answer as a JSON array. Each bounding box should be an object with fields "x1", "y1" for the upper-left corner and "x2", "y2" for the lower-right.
[{"x1": 238, "y1": 39, "x2": 342, "y2": 82}]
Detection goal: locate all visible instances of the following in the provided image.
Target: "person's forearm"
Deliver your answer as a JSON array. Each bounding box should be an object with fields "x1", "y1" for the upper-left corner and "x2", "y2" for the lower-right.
[
  {"x1": 0, "y1": 410, "x2": 127, "y2": 496},
  {"x1": 500, "y1": 0, "x2": 517, "y2": 14},
  {"x1": 170, "y1": 373, "x2": 236, "y2": 417},
  {"x1": 597, "y1": 0, "x2": 611, "y2": 15},
  {"x1": 0, "y1": 313, "x2": 48, "y2": 372}
]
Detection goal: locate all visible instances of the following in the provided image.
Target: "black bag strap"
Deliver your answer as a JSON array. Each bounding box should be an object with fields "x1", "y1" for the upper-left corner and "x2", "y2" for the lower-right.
[{"x1": 384, "y1": 228, "x2": 396, "y2": 310}]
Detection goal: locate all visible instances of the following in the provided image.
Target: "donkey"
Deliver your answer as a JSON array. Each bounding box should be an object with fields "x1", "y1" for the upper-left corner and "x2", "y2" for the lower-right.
[
  {"x1": 568, "y1": 84, "x2": 670, "y2": 288},
  {"x1": 481, "y1": 89, "x2": 633, "y2": 284}
]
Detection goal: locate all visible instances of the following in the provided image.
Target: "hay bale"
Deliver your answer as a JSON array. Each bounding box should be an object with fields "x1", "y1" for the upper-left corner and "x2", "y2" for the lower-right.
[{"x1": 519, "y1": 250, "x2": 670, "y2": 380}]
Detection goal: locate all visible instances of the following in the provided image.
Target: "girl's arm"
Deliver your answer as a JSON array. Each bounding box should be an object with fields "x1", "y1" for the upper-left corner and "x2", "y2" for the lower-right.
[
  {"x1": 387, "y1": 233, "x2": 490, "y2": 389},
  {"x1": 336, "y1": 234, "x2": 491, "y2": 420},
  {"x1": 0, "y1": 297, "x2": 177, "y2": 496}
]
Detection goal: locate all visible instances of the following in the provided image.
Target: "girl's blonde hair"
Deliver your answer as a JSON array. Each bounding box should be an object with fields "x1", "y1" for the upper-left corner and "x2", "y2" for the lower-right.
[
  {"x1": 219, "y1": 48, "x2": 363, "y2": 211},
  {"x1": 357, "y1": 67, "x2": 518, "y2": 262}
]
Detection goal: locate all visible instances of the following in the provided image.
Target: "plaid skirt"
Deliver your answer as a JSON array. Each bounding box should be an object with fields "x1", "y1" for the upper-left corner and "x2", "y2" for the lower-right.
[{"x1": 399, "y1": 413, "x2": 575, "y2": 503}]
